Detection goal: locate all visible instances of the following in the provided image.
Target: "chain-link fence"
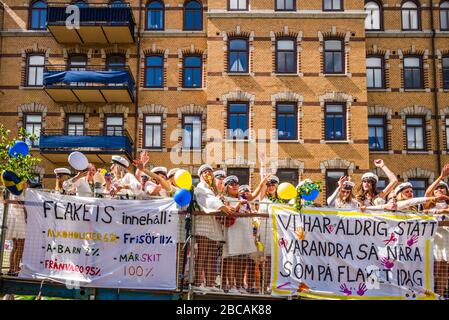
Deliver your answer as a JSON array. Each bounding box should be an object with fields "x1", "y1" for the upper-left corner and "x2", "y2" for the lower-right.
[{"x1": 1, "y1": 190, "x2": 449, "y2": 299}]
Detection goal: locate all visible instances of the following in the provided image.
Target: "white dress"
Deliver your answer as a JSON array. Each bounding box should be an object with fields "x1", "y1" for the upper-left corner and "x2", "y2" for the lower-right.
[
  {"x1": 433, "y1": 202, "x2": 449, "y2": 262},
  {"x1": 113, "y1": 173, "x2": 142, "y2": 197},
  {"x1": 5, "y1": 193, "x2": 26, "y2": 239},
  {"x1": 258, "y1": 197, "x2": 274, "y2": 256},
  {"x1": 193, "y1": 181, "x2": 225, "y2": 242},
  {"x1": 62, "y1": 177, "x2": 94, "y2": 197},
  {"x1": 222, "y1": 196, "x2": 257, "y2": 258}
]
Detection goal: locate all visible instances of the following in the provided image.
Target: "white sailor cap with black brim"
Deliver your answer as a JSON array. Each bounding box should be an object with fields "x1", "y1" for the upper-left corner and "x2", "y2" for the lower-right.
[
  {"x1": 54, "y1": 168, "x2": 71, "y2": 176},
  {"x1": 214, "y1": 170, "x2": 226, "y2": 179},
  {"x1": 111, "y1": 155, "x2": 129, "y2": 168},
  {"x1": 342, "y1": 181, "x2": 356, "y2": 190},
  {"x1": 223, "y1": 175, "x2": 239, "y2": 187},
  {"x1": 394, "y1": 182, "x2": 413, "y2": 196},
  {"x1": 151, "y1": 166, "x2": 168, "y2": 176},
  {"x1": 437, "y1": 181, "x2": 449, "y2": 190},
  {"x1": 267, "y1": 176, "x2": 280, "y2": 185},
  {"x1": 167, "y1": 168, "x2": 180, "y2": 179},
  {"x1": 361, "y1": 172, "x2": 379, "y2": 183},
  {"x1": 198, "y1": 164, "x2": 213, "y2": 176},
  {"x1": 238, "y1": 184, "x2": 251, "y2": 193}
]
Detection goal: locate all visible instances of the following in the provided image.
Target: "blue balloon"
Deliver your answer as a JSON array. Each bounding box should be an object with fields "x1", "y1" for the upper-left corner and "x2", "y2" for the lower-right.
[
  {"x1": 302, "y1": 189, "x2": 319, "y2": 201},
  {"x1": 8, "y1": 141, "x2": 29, "y2": 158},
  {"x1": 174, "y1": 188, "x2": 192, "y2": 207}
]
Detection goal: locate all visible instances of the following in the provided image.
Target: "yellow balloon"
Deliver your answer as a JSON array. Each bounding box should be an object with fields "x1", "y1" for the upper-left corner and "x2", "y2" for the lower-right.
[
  {"x1": 174, "y1": 169, "x2": 192, "y2": 190},
  {"x1": 277, "y1": 182, "x2": 298, "y2": 200}
]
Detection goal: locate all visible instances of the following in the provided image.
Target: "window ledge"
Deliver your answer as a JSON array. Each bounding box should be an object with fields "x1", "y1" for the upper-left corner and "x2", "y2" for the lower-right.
[
  {"x1": 368, "y1": 88, "x2": 389, "y2": 92},
  {"x1": 226, "y1": 73, "x2": 251, "y2": 76},
  {"x1": 141, "y1": 148, "x2": 164, "y2": 152},
  {"x1": 20, "y1": 86, "x2": 44, "y2": 90},
  {"x1": 272, "y1": 73, "x2": 300, "y2": 77},
  {"x1": 225, "y1": 139, "x2": 252, "y2": 143},
  {"x1": 403, "y1": 89, "x2": 427, "y2": 92},
  {"x1": 369, "y1": 150, "x2": 392, "y2": 154},
  {"x1": 177, "y1": 149, "x2": 203, "y2": 153},
  {"x1": 323, "y1": 140, "x2": 352, "y2": 144},
  {"x1": 324, "y1": 73, "x2": 347, "y2": 77},
  {"x1": 179, "y1": 87, "x2": 204, "y2": 91},
  {"x1": 272, "y1": 139, "x2": 303, "y2": 143},
  {"x1": 403, "y1": 150, "x2": 431, "y2": 155},
  {"x1": 141, "y1": 88, "x2": 165, "y2": 91}
]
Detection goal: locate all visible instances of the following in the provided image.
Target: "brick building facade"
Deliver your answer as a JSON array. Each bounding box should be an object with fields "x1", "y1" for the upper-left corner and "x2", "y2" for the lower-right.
[{"x1": 0, "y1": 0, "x2": 447, "y2": 203}]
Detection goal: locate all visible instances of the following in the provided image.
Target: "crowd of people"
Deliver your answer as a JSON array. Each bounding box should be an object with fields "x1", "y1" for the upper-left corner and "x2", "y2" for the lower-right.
[{"x1": 2, "y1": 152, "x2": 449, "y2": 297}]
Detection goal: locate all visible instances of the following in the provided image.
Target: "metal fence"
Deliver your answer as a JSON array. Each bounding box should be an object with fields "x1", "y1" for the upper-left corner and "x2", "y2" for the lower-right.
[{"x1": 1, "y1": 190, "x2": 449, "y2": 300}]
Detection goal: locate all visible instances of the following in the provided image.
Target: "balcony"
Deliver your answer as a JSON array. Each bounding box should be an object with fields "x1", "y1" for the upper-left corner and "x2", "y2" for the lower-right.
[
  {"x1": 43, "y1": 65, "x2": 135, "y2": 103},
  {"x1": 39, "y1": 129, "x2": 133, "y2": 163},
  {"x1": 47, "y1": 2, "x2": 135, "y2": 44}
]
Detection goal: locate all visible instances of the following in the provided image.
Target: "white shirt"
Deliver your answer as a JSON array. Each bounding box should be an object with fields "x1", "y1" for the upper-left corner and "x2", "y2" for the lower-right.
[
  {"x1": 144, "y1": 180, "x2": 170, "y2": 198},
  {"x1": 194, "y1": 181, "x2": 224, "y2": 213},
  {"x1": 327, "y1": 187, "x2": 360, "y2": 209},
  {"x1": 113, "y1": 173, "x2": 141, "y2": 196},
  {"x1": 63, "y1": 177, "x2": 94, "y2": 197}
]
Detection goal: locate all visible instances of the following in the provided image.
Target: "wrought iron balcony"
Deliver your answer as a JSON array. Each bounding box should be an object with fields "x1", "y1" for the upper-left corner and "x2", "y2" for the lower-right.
[{"x1": 47, "y1": 2, "x2": 135, "y2": 44}]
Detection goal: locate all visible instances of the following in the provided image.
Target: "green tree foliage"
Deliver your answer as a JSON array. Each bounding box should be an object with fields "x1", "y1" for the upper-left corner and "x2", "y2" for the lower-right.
[{"x1": 0, "y1": 125, "x2": 41, "y2": 182}]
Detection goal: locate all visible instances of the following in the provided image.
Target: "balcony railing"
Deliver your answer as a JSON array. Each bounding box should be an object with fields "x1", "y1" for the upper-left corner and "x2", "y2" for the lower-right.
[
  {"x1": 43, "y1": 65, "x2": 135, "y2": 103},
  {"x1": 47, "y1": 2, "x2": 135, "y2": 43},
  {"x1": 39, "y1": 129, "x2": 133, "y2": 160}
]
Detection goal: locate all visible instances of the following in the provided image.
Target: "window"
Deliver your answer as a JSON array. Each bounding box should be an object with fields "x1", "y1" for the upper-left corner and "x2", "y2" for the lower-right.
[
  {"x1": 276, "y1": 103, "x2": 297, "y2": 140},
  {"x1": 183, "y1": 56, "x2": 202, "y2": 88},
  {"x1": 443, "y1": 56, "x2": 449, "y2": 89},
  {"x1": 324, "y1": 39, "x2": 344, "y2": 74},
  {"x1": 276, "y1": 0, "x2": 295, "y2": 11},
  {"x1": 182, "y1": 115, "x2": 202, "y2": 150},
  {"x1": 402, "y1": 1, "x2": 420, "y2": 30},
  {"x1": 326, "y1": 170, "x2": 347, "y2": 198},
  {"x1": 146, "y1": 0, "x2": 164, "y2": 30},
  {"x1": 143, "y1": 115, "x2": 162, "y2": 148},
  {"x1": 276, "y1": 39, "x2": 296, "y2": 73},
  {"x1": 377, "y1": 177, "x2": 387, "y2": 190},
  {"x1": 445, "y1": 118, "x2": 449, "y2": 150},
  {"x1": 228, "y1": 0, "x2": 248, "y2": 11},
  {"x1": 104, "y1": 115, "x2": 123, "y2": 136},
  {"x1": 406, "y1": 117, "x2": 426, "y2": 150},
  {"x1": 323, "y1": 0, "x2": 343, "y2": 11},
  {"x1": 227, "y1": 168, "x2": 250, "y2": 185},
  {"x1": 144, "y1": 55, "x2": 163, "y2": 88},
  {"x1": 29, "y1": 1, "x2": 47, "y2": 30},
  {"x1": 325, "y1": 103, "x2": 346, "y2": 141},
  {"x1": 441, "y1": 1, "x2": 449, "y2": 30},
  {"x1": 368, "y1": 116, "x2": 387, "y2": 151},
  {"x1": 366, "y1": 56, "x2": 384, "y2": 89},
  {"x1": 228, "y1": 103, "x2": 249, "y2": 140},
  {"x1": 26, "y1": 55, "x2": 45, "y2": 87},
  {"x1": 403, "y1": 56, "x2": 423, "y2": 89},
  {"x1": 277, "y1": 169, "x2": 299, "y2": 185},
  {"x1": 106, "y1": 55, "x2": 125, "y2": 70},
  {"x1": 365, "y1": 1, "x2": 382, "y2": 30},
  {"x1": 68, "y1": 54, "x2": 87, "y2": 86},
  {"x1": 66, "y1": 114, "x2": 85, "y2": 136},
  {"x1": 409, "y1": 179, "x2": 428, "y2": 197},
  {"x1": 184, "y1": 0, "x2": 202, "y2": 31},
  {"x1": 24, "y1": 114, "x2": 42, "y2": 147},
  {"x1": 228, "y1": 39, "x2": 249, "y2": 73}
]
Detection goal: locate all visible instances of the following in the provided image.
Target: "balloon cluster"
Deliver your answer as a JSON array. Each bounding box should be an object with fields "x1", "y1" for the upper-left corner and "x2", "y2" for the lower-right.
[
  {"x1": 173, "y1": 170, "x2": 193, "y2": 207},
  {"x1": 276, "y1": 180, "x2": 322, "y2": 211},
  {"x1": 1, "y1": 141, "x2": 30, "y2": 195}
]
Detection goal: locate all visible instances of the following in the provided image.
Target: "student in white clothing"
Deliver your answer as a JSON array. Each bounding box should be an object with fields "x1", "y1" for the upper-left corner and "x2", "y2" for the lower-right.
[
  {"x1": 327, "y1": 177, "x2": 359, "y2": 209},
  {"x1": 108, "y1": 155, "x2": 141, "y2": 197},
  {"x1": 62, "y1": 163, "x2": 96, "y2": 197}
]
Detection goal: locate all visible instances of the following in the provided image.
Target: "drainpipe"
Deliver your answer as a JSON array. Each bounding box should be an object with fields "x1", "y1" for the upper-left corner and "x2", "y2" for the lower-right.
[
  {"x1": 430, "y1": 0, "x2": 442, "y2": 174},
  {"x1": 133, "y1": 0, "x2": 143, "y2": 160}
]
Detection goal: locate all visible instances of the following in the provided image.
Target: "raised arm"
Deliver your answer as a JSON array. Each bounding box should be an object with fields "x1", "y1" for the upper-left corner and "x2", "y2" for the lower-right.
[
  {"x1": 375, "y1": 159, "x2": 398, "y2": 199},
  {"x1": 327, "y1": 176, "x2": 347, "y2": 207},
  {"x1": 424, "y1": 164, "x2": 449, "y2": 209},
  {"x1": 248, "y1": 175, "x2": 270, "y2": 201}
]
